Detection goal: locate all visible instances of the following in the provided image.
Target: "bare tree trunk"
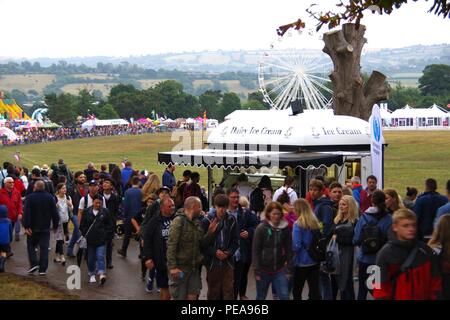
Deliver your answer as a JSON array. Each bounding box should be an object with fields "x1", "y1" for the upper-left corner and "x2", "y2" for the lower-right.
[{"x1": 322, "y1": 23, "x2": 389, "y2": 120}]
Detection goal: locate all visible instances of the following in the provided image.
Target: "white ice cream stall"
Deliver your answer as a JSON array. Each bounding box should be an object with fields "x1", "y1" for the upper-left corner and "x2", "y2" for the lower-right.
[{"x1": 158, "y1": 109, "x2": 384, "y2": 203}]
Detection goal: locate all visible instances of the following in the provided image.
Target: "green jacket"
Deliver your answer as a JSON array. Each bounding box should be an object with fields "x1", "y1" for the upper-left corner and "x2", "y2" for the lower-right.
[{"x1": 166, "y1": 210, "x2": 213, "y2": 272}]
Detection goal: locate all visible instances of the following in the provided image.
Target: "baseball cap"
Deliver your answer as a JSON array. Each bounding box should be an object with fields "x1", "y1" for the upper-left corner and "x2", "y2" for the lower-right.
[
  {"x1": 88, "y1": 180, "x2": 98, "y2": 186},
  {"x1": 158, "y1": 186, "x2": 171, "y2": 194}
]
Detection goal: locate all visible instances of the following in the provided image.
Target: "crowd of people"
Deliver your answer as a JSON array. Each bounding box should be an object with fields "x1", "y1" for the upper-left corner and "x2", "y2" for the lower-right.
[
  {"x1": 2, "y1": 123, "x2": 156, "y2": 146},
  {"x1": 0, "y1": 159, "x2": 449, "y2": 301}
]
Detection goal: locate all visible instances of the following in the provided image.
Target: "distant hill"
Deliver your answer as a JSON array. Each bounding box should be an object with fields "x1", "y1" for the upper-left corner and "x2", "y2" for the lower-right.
[{"x1": 2, "y1": 44, "x2": 449, "y2": 75}]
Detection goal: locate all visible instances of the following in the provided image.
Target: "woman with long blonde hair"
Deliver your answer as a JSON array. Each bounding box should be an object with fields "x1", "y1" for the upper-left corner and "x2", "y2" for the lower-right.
[
  {"x1": 141, "y1": 174, "x2": 161, "y2": 202},
  {"x1": 292, "y1": 198, "x2": 321, "y2": 300},
  {"x1": 384, "y1": 189, "x2": 404, "y2": 214},
  {"x1": 331, "y1": 195, "x2": 358, "y2": 300},
  {"x1": 428, "y1": 214, "x2": 450, "y2": 299}
]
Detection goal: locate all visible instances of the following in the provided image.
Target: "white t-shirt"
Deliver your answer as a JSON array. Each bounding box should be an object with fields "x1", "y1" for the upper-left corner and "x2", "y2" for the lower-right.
[
  {"x1": 103, "y1": 193, "x2": 111, "y2": 201},
  {"x1": 93, "y1": 209, "x2": 99, "y2": 216},
  {"x1": 56, "y1": 195, "x2": 71, "y2": 223},
  {"x1": 78, "y1": 195, "x2": 106, "y2": 213},
  {"x1": 272, "y1": 186, "x2": 298, "y2": 204}
]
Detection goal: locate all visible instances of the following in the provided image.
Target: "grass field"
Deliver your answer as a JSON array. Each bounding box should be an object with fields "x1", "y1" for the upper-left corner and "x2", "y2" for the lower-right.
[
  {"x1": 0, "y1": 274, "x2": 74, "y2": 300},
  {"x1": 193, "y1": 79, "x2": 255, "y2": 96},
  {"x1": 61, "y1": 83, "x2": 117, "y2": 96},
  {"x1": 0, "y1": 74, "x2": 56, "y2": 93},
  {"x1": 138, "y1": 79, "x2": 168, "y2": 90},
  {"x1": 388, "y1": 72, "x2": 422, "y2": 88},
  {"x1": 1, "y1": 131, "x2": 449, "y2": 195},
  {"x1": 71, "y1": 73, "x2": 115, "y2": 80}
]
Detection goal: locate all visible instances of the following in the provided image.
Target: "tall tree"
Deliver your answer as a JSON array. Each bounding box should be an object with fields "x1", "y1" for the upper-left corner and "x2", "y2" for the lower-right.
[
  {"x1": 199, "y1": 90, "x2": 223, "y2": 120},
  {"x1": 419, "y1": 64, "x2": 450, "y2": 96},
  {"x1": 277, "y1": 1, "x2": 450, "y2": 35},
  {"x1": 97, "y1": 103, "x2": 119, "y2": 119},
  {"x1": 322, "y1": 23, "x2": 389, "y2": 120},
  {"x1": 218, "y1": 92, "x2": 241, "y2": 120},
  {"x1": 45, "y1": 93, "x2": 77, "y2": 125}
]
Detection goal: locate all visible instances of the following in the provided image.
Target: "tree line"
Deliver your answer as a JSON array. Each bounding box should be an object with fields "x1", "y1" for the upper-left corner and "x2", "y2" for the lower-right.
[{"x1": 44, "y1": 81, "x2": 270, "y2": 126}]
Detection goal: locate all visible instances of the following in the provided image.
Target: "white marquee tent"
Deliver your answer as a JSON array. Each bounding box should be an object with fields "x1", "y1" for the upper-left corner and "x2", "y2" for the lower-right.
[
  {"x1": 81, "y1": 119, "x2": 129, "y2": 130},
  {"x1": 389, "y1": 104, "x2": 449, "y2": 128}
]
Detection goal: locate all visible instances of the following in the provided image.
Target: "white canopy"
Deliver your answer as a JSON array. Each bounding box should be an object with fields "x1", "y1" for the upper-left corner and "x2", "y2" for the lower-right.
[
  {"x1": 81, "y1": 119, "x2": 129, "y2": 129},
  {"x1": 208, "y1": 109, "x2": 377, "y2": 149},
  {"x1": 391, "y1": 104, "x2": 449, "y2": 118},
  {"x1": 0, "y1": 127, "x2": 18, "y2": 141}
]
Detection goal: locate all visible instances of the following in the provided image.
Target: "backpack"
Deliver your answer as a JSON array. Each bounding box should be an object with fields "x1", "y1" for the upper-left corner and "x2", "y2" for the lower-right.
[
  {"x1": 250, "y1": 188, "x2": 265, "y2": 213},
  {"x1": 360, "y1": 214, "x2": 386, "y2": 254},
  {"x1": 304, "y1": 229, "x2": 327, "y2": 262}
]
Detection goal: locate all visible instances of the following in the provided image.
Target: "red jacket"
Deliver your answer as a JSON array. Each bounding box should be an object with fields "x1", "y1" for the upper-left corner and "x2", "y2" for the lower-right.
[
  {"x1": 374, "y1": 238, "x2": 442, "y2": 300},
  {"x1": 0, "y1": 188, "x2": 23, "y2": 222},
  {"x1": 306, "y1": 187, "x2": 330, "y2": 210}
]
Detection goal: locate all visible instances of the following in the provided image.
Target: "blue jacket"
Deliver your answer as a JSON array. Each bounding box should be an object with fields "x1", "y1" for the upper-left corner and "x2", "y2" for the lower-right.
[
  {"x1": 313, "y1": 197, "x2": 336, "y2": 238},
  {"x1": 353, "y1": 208, "x2": 392, "y2": 264},
  {"x1": 227, "y1": 205, "x2": 260, "y2": 263},
  {"x1": 121, "y1": 167, "x2": 134, "y2": 189},
  {"x1": 433, "y1": 201, "x2": 450, "y2": 228},
  {"x1": 162, "y1": 170, "x2": 176, "y2": 191},
  {"x1": 292, "y1": 223, "x2": 318, "y2": 266},
  {"x1": 413, "y1": 191, "x2": 448, "y2": 238},
  {"x1": 352, "y1": 185, "x2": 364, "y2": 206},
  {"x1": 201, "y1": 210, "x2": 240, "y2": 269},
  {"x1": 123, "y1": 187, "x2": 142, "y2": 220},
  {"x1": 0, "y1": 205, "x2": 12, "y2": 246}
]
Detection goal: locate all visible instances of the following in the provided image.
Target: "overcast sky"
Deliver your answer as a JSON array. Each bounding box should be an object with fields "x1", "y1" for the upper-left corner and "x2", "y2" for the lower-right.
[{"x1": 1, "y1": 0, "x2": 449, "y2": 58}]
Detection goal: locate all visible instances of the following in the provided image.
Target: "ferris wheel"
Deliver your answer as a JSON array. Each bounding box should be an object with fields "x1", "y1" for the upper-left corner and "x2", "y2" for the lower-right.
[{"x1": 258, "y1": 33, "x2": 333, "y2": 111}]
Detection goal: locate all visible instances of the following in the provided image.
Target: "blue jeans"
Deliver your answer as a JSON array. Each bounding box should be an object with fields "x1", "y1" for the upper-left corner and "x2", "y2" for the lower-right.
[
  {"x1": 87, "y1": 245, "x2": 106, "y2": 276},
  {"x1": 67, "y1": 215, "x2": 80, "y2": 256},
  {"x1": 26, "y1": 232, "x2": 50, "y2": 272},
  {"x1": 255, "y1": 269, "x2": 289, "y2": 300},
  {"x1": 14, "y1": 219, "x2": 21, "y2": 235},
  {"x1": 319, "y1": 271, "x2": 333, "y2": 300}
]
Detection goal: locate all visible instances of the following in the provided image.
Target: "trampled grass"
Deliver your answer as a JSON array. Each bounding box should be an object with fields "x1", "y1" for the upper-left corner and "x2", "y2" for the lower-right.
[
  {"x1": 1, "y1": 130, "x2": 449, "y2": 195},
  {"x1": 0, "y1": 274, "x2": 75, "y2": 300}
]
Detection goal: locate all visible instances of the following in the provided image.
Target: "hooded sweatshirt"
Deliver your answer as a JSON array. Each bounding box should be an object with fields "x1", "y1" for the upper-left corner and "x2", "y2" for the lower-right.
[
  {"x1": 353, "y1": 207, "x2": 393, "y2": 264},
  {"x1": 374, "y1": 234, "x2": 442, "y2": 300},
  {"x1": 313, "y1": 196, "x2": 336, "y2": 238},
  {"x1": 0, "y1": 205, "x2": 13, "y2": 246},
  {"x1": 252, "y1": 219, "x2": 292, "y2": 275}
]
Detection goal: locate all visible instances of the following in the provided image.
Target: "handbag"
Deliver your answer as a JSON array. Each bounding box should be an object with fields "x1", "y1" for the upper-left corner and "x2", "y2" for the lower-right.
[
  {"x1": 73, "y1": 215, "x2": 98, "y2": 255},
  {"x1": 321, "y1": 237, "x2": 341, "y2": 275}
]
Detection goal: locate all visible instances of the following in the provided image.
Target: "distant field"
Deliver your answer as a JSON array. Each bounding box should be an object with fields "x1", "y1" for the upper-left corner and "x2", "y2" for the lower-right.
[
  {"x1": 388, "y1": 72, "x2": 422, "y2": 88},
  {"x1": 0, "y1": 74, "x2": 56, "y2": 92},
  {"x1": 193, "y1": 79, "x2": 213, "y2": 87},
  {"x1": 220, "y1": 80, "x2": 255, "y2": 96},
  {"x1": 1, "y1": 130, "x2": 449, "y2": 195},
  {"x1": 71, "y1": 73, "x2": 115, "y2": 80},
  {"x1": 61, "y1": 83, "x2": 117, "y2": 95},
  {"x1": 193, "y1": 79, "x2": 255, "y2": 96},
  {"x1": 138, "y1": 79, "x2": 168, "y2": 90}
]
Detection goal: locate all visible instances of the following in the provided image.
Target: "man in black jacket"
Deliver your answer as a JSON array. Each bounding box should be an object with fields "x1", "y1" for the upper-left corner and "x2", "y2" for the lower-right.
[
  {"x1": 142, "y1": 197, "x2": 175, "y2": 300},
  {"x1": 100, "y1": 178, "x2": 120, "y2": 269},
  {"x1": 227, "y1": 188, "x2": 260, "y2": 300},
  {"x1": 23, "y1": 181, "x2": 59, "y2": 275},
  {"x1": 80, "y1": 194, "x2": 114, "y2": 285},
  {"x1": 202, "y1": 194, "x2": 239, "y2": 300}
]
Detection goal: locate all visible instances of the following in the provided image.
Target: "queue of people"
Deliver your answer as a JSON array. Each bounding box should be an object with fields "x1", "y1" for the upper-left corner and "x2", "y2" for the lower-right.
[{"x1": 0, "y1": 158, "x2": 449, "y2": 301}]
